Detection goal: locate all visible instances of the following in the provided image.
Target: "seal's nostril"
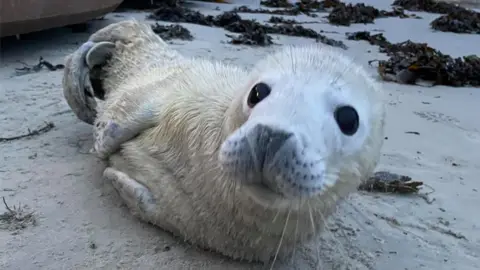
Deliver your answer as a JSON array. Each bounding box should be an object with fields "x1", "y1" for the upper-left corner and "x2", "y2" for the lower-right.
[
  {"x1": 266, "y1": 131, "x2": 292, "y2": 154},
  {"x1": 251, "y1": 124, "x2": 293, "y2": 172}
]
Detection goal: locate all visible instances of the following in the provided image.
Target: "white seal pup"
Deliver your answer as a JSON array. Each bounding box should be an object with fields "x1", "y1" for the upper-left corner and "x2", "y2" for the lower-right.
[{"x1": 62, "y1": 20, "x2": 386, "y2": 264}]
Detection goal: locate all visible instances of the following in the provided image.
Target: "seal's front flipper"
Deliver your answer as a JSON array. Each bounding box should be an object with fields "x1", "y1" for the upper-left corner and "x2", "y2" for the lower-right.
[
  {"x1": 104, "y1": 167, "x2": 156, "y2": 220},
  {"x1": 62, "y1": 41, "x2": 115, "y2": 125},
  {"x1": 92, "y1": 99, "x2": 158, "y2": 159}
]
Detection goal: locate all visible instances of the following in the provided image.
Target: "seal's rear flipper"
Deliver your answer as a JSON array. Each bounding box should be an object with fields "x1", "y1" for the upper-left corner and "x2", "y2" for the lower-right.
[
  {"x1": 104, "y1": 167, "x2": 157, "y2": 220},
  {"x1": 86, "y1": 41, "x2": 116, "y2": 101},
  {"x1": 86, "y1": 41, "x2": 116, "y2": 69},
  {"x1": 62, "y1": 41, "x2": 116, "y2": 125},
  {"x1": 63, "y1": 20, "x2": 176, "y2": 125}
]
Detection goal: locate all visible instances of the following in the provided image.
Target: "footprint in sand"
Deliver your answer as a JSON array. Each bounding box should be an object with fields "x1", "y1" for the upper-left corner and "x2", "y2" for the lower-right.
[
  {"x1": 413, "y1": 111, "x2": 460, "y2": 126},
  {"x1": 414, "y1": 111, "x2": 480, "y2": 145}
]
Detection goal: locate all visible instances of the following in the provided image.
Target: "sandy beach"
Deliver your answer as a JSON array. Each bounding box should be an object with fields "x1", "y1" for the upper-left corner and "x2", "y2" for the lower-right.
[{"x1": 1, "y1": 0, "x2": 479, "y2": 269}]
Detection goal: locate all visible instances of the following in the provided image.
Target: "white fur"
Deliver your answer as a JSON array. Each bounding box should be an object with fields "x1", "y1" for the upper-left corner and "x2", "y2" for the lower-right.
[{"x1": 62, "y1": 20, "x2": 386, "y2": 264}]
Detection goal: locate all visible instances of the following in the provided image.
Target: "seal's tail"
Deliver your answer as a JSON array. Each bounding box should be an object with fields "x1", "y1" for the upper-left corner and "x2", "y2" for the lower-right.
[{"x1": 62, "y1": 19, "x2": 177, "y2": 125}]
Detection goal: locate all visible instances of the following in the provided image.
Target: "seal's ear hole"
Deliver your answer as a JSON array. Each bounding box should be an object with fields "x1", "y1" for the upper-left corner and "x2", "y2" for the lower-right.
[
  {"x1": 86, "y1": 41, "x2": 116, "y2": 69},
  {"x1": 247, "y1": 82, "x2": 271, "y2": 108},
  {"x1": 334, "y1": 105, "x2": 359, "y2": 136}
]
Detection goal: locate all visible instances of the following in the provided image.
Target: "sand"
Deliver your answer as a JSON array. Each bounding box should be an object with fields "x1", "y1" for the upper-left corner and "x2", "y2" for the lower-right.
[{"x1": 1, "y1": 0, "x2": 479, "y2": 269}]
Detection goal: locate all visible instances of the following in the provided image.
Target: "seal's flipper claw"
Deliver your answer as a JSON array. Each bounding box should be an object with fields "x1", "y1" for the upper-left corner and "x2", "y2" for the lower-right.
[
  {"x1": 104, "y1": 167, "x2": 156, "y2": 219},
  {"x1": 62, "y1": 41, "x2": 98, "y2": 125},
  {"x1": 86, "y1": 41, "x2": 115, "y2": 69},
  {"x1": 85, "y1": 41, "x2": 116, "y2": 101}
]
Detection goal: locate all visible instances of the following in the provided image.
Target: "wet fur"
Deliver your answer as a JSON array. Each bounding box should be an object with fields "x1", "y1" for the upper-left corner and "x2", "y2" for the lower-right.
[{"x1": 62, "y1": 20, "x2": 386, "y2": 264}]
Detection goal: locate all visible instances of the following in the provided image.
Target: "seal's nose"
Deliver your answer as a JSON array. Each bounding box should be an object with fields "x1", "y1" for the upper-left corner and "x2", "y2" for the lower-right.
[{"x1": 250, "y1": 123, "x2": 293, "y2": 171}]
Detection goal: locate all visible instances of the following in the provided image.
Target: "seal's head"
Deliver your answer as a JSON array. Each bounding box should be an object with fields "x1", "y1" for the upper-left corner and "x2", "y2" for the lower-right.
[{"x1": 220, "y1": 46, "x2": 385, "y2": 207}]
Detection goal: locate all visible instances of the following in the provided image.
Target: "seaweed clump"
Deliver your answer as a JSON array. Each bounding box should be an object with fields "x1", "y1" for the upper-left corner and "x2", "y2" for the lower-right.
[
  {"x1": 148, "y1": 4, "x2": 346, "y2": 48},
  {"x1": 260, "y1": 0, "x2": 339, "y2": 10},
  {"x1": 261, "y1": 0, "x2": 293, "y2": 8},
  {"x1": 220, "y1": 13, "x2": 274, "y2": 46},
  {"x1": 151, "y1": 23, "x2": 194, "y2": 40},
  {"x1": 147, "y1": 2, "x2": 216, "y2": 26},
  {"x1": 249, "y1": 0, "x2": 346, "y2": 17},
  {"x1": 346, "y1": 31, "x2": 390, "y2": 47},
  {"x1": 117, "y1": 0, "x2": 179, "y2": 10},
  {"x1": 225, "y1": 16, "x2": 346, "y2": 48},
  {"x1": 0, "y1": 197, "x2": 37, "y2": 231},
  {"x1": 392, "y1": 0, "x2": 464, "y2": 14},
  {"x1": 430, "y1": 8, "x2": 480, "y2": 34},
  {"x1": 268, "y1": 16, "x2": 299, "y2": 24},
  {"x1": 358, "y1": 171, "x2": 423, "y2": 194},
  {"x1": 393, "y1": 0, "x2": 480, "y2": 34},
  {"x1": 226, "y1": 31, "x2": 273, "y2": 46},
  {"x1": 346, "y1": 31, "x2": 480, "y2": 87},
  {"x1": 232, "y1": 5, "x2": 307, "y2": 17},
  {"x1": 260, "y1": 0, "x2": 413, "y2": 24},
  {"x1": 328, "y1": 2, "x2": 413, "y2": 26}
]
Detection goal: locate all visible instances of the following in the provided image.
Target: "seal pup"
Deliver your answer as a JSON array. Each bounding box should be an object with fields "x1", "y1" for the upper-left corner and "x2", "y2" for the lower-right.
[{"x1": 62, "y1": 20, "x2": 386, "y2": 264}]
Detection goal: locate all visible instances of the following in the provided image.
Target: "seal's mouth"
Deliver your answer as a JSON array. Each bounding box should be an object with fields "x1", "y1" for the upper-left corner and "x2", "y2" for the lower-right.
[
  {"x1": 243, "y1": 181, "x2": 295, "y2": 208},
  {"x1": 243, "y1": 168, "x2": 330, "y2": 204}
]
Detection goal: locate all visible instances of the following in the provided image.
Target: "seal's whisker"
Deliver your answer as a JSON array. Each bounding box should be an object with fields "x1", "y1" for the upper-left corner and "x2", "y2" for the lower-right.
[
  {"x1": 307, "y1": 202, "x2": 321, "y2": 269},
  {"x1": 232, "y1": 177, "x2": 238, "y2": 218},
  {"x1": 270, "y1": 208, "x2": 291, "y2": 270},
  {"x1": 290, "y1": 200, "x2": 301, "y2": 265},
  {"x1": 226, "y1": 170, "x2": 235, "y2": 212},
  {"x1": 315, "y1": 197, "x2": 350, "y2": 266},
  {"x1": 272, "y1": 207, "x2": 282, "y2": 223}
]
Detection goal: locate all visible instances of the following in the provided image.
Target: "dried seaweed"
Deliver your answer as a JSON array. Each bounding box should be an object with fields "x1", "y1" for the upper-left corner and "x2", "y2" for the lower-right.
[
  {"x1": 346, "y1": 31, "x2": 390, "y2": 47},
  {"x1": 226, "y1": 32, "x2": 274, "y2": 46},
  {"x1": 268, "y1": 16, "x2": 299, "y2": 24},
  {"x1": 359, "y1": 171, "x2": 423, "y2": 194},
  {"x1": 260, "y1": 0, "x2": 416, "y2": 25},
  {"x1": 148, "y1": 5, "x2": 346, "y2": 48},
  {"x1": 328, "y1": 2, "x2": 414, "y2": 26},
  {"x1": 393, "y1": 0, "x2": 480, "y2": 34},
  {"x1": 147, "y1": 3, "x2": 216, "y2": 26},
  {"x1": 237, "y1": 0, "x2": 332, "y2": 17},
  {"x1": 260, "y1": 0, "x2": 338, "y2": 10},
  {"x1": 0, "y1": 122, "x2": 55, "y2": 143},
  {"x1": 15, "y1": 57, "x2": 64, "y2": 76},
  {"x1": 151, "y1": 23, "x2": 194, "y2": 40},
  {"x1": 430, "y1": 8, "x2": 480, "y2": 34},
  {"x1": 392, "y1": 0, "x2": 464, "y2": 14},
  {"x1": 232, "y1": 5, "x2": 308, "y2": 17},
  {"x1": 0, "y1": 197, "x2": 36, "y2": 231},
  {"x1": 117, "y1": 0, "x2": 180, "y2": 10},
  {"x1": 261, "y1": 0, "x2": 293, "y2": 8},
  {"x1": 346, "y1": 31, "x2": 480, "y2": 87}
]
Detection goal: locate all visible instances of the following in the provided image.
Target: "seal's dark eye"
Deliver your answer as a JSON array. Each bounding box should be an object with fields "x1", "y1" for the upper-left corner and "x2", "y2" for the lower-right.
[
  {"x1": 334, "y1": 105, "x2": 359, "y2": 136},
  {"x1": 247, "y1": 82, "x2": 271, "y2": 108}
]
